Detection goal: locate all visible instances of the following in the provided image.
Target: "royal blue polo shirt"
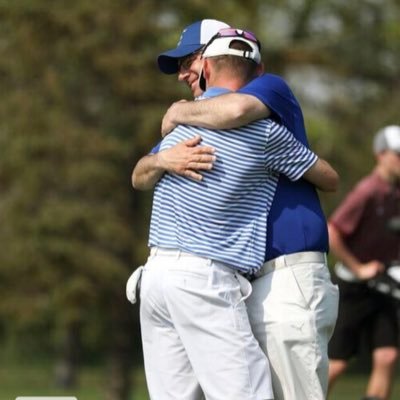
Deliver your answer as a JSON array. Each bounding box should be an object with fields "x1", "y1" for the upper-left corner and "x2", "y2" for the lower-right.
[{"x1": 238, "y1": 73, "x2": 329, "y2": 261}]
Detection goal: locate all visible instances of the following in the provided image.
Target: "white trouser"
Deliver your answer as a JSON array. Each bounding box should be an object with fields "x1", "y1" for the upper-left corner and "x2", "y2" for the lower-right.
[
  {"x1": 247, "y1": 251, "x2": 339, "y2": 400},
  {"x1": 139, "y1": 248, "x2": 273, "y2": 400}
]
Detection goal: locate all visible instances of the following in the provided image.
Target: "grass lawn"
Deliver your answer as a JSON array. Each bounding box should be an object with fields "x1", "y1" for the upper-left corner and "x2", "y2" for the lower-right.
[
  {"x1": 331, "y1": 372, "x2": 400, "y2": 400},
  {"x1": 1, "y1": 362, "x2": 399, "y2": 400},
  {"x1": 0, "y1": 362, "x2": 149, "y2": 400}
]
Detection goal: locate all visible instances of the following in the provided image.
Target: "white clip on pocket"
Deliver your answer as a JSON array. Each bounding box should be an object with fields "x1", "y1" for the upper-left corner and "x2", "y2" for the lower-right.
[
  {"x1": 126, "y1": 266, "x2": 144, "y2": 304},
  {"x1": 235, "y1": 273, "x2": 253, "y2": 302}
]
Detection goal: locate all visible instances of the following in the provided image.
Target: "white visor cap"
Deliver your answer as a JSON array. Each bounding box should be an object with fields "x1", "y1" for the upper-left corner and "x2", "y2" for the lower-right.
[{"x1": 202, "y1": 36, "x2": 261, "y2": 64}]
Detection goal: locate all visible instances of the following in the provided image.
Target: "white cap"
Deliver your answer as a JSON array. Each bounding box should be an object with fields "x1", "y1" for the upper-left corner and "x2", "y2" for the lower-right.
[
  {"x1": 202, "y1": 36, "x2": 261, "y2": 64},
  {"x1": 373, "y1": 125, "x2": 400, "y2": 154}
]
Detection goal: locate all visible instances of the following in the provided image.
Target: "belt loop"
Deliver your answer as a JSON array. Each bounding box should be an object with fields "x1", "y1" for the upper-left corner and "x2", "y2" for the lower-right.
[{"x1": 276, "y1": 255, "x2": 286, "y2": 269}]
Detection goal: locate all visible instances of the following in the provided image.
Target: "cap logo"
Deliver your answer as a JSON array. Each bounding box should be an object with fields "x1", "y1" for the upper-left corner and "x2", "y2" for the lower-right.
[{"x1": 177, "y1": 28, "x2": 187, "y2": 46}]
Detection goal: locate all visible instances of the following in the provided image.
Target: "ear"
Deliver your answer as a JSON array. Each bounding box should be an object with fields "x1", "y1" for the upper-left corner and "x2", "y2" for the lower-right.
[
  {"x1": 203, "y1": 58, "x2": 212, "y2": 81},
  {"x1": 198, "y1": 58, "x2": 207, "y2": 91}
]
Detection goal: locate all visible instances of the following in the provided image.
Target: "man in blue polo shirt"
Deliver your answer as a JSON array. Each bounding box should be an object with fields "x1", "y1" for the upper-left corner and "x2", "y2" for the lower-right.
[{"x1": 131, "y1": 20, "x2": 339, "y2": 400}]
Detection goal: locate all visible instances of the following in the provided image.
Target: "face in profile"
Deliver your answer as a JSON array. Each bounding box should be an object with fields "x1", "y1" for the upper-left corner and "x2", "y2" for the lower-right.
[
  {"x1": 177, "y1": 51, "x2": 204, "y2": 97},
  {"x1": 377, "y1": 150, "x2": 400, "y2": 181}
]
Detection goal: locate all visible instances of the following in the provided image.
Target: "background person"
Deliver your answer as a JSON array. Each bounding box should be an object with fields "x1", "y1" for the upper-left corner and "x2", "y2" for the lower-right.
[{"x1": 328, "y1": 125, "x2": 400, "y2": 400}]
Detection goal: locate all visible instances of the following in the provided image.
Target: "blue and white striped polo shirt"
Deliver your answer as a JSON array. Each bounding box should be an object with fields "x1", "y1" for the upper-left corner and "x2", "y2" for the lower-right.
[{"x1": 149, "y1": 88, "x2": 317, "y2": 274}]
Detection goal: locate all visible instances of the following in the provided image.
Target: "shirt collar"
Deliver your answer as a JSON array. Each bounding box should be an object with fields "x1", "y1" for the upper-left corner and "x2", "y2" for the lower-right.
[{"x1": 201, "y1": 87, "x2": 232, "y2": 99}]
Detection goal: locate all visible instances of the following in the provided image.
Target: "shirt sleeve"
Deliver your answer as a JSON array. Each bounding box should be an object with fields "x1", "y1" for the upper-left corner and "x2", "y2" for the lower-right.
[
  {"x1": 264, "y1": 120, "x2": 317, "y2": 181},
  {"x1": 151, "y1": 126, "x2": 190, "y2": 154},
  {"x1": 149, "y1": 142, "x2": 161, "y2": 154},
  {"x1": 238, "y1": 74, "x2": 297, "y2": 126}
]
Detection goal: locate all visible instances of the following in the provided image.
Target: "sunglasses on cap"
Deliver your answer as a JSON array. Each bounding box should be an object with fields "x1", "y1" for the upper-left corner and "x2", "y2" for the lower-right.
[{"x1": 203, "y1": 28, "x2": 261, "y2": 54}]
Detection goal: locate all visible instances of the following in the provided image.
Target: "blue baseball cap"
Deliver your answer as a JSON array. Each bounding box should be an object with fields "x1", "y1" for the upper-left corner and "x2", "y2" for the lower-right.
[{"x1": 158, "y1": 19, "x2": 230, "y2": 74}]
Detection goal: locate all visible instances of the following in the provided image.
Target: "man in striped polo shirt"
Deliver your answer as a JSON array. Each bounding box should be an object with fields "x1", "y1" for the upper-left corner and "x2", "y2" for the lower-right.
[
  {"x1": 131, "y1": 20, "x2": 339, "y2": 400},
  {"x1": 131, "y1": 27, "x2": 339, "y2": 400}
]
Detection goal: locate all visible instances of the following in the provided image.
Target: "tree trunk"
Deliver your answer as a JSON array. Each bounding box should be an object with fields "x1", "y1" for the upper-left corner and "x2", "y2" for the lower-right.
[
  {"x1": 105, "y1": 299, "x2": 135, "y2": 400},
  {"x1": 54, "y1": 322, "x2": 81, "y2": 389}
]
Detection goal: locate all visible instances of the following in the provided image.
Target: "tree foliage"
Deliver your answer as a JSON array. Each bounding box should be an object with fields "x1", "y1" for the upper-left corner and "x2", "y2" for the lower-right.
[{"x1": 0, "y1": 0, "x2": 399, "y2": 398}]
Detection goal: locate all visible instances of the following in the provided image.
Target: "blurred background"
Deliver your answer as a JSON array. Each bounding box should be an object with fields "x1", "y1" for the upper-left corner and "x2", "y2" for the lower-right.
[{"x1": 0, "y1": 0, "x2": 399, "y2": 399}]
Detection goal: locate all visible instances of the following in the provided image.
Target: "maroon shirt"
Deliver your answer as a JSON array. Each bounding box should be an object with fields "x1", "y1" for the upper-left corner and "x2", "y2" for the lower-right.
[{"x1": 329, "y1": 172, "x2": 400, "y2": 264}]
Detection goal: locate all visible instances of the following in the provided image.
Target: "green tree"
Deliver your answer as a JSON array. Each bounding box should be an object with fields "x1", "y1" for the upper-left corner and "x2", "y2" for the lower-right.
[{"x1": 1, "y1": 1, "x2": 399, "y2": 399}]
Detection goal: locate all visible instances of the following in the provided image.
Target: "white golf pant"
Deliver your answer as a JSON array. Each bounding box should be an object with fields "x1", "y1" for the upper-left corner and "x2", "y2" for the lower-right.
[
  {"x1": 139, "y1": 248, "x2": 273, "y2": 400},
  {"x1": 246, "y1": 252, "x2": 339, "y2": 400}
]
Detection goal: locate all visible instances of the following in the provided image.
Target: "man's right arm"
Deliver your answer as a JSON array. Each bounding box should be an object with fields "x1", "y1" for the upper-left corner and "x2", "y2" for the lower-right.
[
  {"x1": 132, "y1": 153, "x2": 165, "y2": 191},
  {"x1": 132, "y1": 135, "x2": 216, "y2": 190},
  {"x1": 328, "y1": 222, "x2": 385, "y2": 279}
]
